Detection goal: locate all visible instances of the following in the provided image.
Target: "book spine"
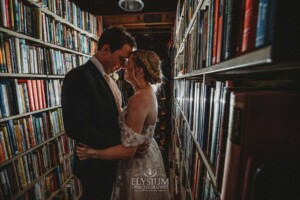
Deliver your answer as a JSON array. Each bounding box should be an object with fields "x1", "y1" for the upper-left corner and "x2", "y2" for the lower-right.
[
  {"x1": 211, "y1": 0, "x2": 220, "y2": 65},
  {"x1": 255, "y1": 0, "x2": 270, "y2": 47},
  {"x1": 241, "y1": 0, "x2": 259, "y2": 52},
  {"x1": 220, "y1": 92, "x2": 245, "y2": 200}
]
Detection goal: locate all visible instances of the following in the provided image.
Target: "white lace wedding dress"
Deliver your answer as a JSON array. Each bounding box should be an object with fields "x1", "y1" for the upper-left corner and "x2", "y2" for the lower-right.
[{"x1": 112, "y1": 107, "x2": 170, "y2": 200}]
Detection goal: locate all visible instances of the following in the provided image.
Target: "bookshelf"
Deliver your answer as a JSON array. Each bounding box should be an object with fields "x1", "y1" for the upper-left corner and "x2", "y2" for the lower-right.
[
  {"x1": 0, "y1": 0, "x2": 102, "y2": 199},
  {"x1": 154, "y1": 86, "x2": 168, "y2": 152},
  {"x1": 171, "y1": 0, "x2": 300, "y2": 199}
]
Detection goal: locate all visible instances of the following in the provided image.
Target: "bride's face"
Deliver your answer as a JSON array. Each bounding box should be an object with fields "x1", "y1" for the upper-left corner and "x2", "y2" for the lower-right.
[{"x1": 124, "y1": 55, "x2": 136, "y2": 83}]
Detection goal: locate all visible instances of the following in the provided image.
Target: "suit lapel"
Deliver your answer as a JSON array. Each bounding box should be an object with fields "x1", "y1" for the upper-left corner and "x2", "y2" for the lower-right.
[{"x1": 89, "y1": 62, "x2": 119, "y2": 114}]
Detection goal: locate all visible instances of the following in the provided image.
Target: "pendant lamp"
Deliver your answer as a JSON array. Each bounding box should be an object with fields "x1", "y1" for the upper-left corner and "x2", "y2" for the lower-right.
[{"x1": 118, "y1": 0, "x2": 144, "y2": 12}]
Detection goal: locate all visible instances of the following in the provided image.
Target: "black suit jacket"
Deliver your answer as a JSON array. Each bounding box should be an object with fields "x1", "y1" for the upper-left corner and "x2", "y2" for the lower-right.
[{"x1": 61, "y1": 60, "x2": 121, "y2": 185}]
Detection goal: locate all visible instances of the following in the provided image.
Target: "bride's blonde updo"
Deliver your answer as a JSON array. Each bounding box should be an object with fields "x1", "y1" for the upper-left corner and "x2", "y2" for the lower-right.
[{"x1": 133, "y1": 50, "x2": 162, "y2": 84}]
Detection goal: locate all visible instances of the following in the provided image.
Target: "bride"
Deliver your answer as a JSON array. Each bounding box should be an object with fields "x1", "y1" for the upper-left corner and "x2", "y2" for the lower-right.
[{"x1": 76, "y1": 50, "x2": 170, "y2": 200}]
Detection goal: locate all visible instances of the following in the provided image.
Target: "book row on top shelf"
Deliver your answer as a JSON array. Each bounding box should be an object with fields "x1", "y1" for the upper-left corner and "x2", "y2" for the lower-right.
[
  {"x1": 0, "y1": 0, "x2": 105, "y2": 75},
  {"x1": 173, "y1": 0, "x2": 300, "y2": 78},
  {"x1": 0, "y1": 0, "x2": 101, "y2": 38}
]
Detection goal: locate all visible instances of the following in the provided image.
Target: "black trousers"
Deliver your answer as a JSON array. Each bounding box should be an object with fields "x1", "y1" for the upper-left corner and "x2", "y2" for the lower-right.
[{"x1": 81, "y1": 180, "x2": 113, "y2": 200}]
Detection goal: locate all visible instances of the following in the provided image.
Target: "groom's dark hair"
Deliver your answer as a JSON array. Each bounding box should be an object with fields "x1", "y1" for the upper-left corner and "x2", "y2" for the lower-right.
[{"x1": 97, "y1": 27, "x2": 136, "y2": 52}]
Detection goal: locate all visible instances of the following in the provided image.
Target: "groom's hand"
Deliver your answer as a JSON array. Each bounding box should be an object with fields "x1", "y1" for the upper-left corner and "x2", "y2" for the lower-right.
[
  {"x1": 135, "y1": 141, "x2": 149, "y2": 158},
  {"x1": 76, "y1": 143, "x2": 94, "y2": 160}
]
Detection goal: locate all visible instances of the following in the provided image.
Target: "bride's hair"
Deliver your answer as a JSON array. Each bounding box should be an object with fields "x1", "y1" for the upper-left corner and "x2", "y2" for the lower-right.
[{"x1": 132, "y1": 50, "x2": 163, "y2": 85}]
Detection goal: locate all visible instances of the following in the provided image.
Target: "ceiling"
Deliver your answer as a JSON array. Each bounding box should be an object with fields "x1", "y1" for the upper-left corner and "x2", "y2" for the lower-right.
[
  {"x1": 73, "y1": 0, "x2": 177, "y2": 59},
  {"x1": 73, "y1": 0, "x2": 177, "y2": 16}
]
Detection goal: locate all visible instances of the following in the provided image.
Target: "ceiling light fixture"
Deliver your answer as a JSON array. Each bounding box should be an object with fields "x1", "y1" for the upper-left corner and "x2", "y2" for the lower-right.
[{"x1": 118, "y1": 0, "x2": 144, "y2": 12}]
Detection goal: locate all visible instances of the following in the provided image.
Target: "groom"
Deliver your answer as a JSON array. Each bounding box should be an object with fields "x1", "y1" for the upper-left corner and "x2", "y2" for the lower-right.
[{"x1": 61, "y1": 27, "x2": 136, "y2": 200}]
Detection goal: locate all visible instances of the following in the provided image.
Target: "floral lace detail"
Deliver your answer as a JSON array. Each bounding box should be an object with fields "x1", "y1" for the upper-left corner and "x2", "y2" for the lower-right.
[
  {"x1": 118, "y1": 107, "x2": 156, "y2": 147},
  {"x1": 121, "y1": 124, "x2": 147, "y2": 147},
  {"x1": 113, "y1": 108, "x2": 170, "y2": 200}
]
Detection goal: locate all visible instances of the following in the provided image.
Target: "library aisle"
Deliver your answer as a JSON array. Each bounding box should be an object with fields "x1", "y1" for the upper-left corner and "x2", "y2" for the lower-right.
[{"x1": 1, "y1": 0, "x2": 300, "y2": 199}]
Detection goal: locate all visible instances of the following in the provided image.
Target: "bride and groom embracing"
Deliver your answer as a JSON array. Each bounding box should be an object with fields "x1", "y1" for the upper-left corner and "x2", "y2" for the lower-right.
[{"x1": 61, "y1": 27, "x2": 170, "y2": 200}]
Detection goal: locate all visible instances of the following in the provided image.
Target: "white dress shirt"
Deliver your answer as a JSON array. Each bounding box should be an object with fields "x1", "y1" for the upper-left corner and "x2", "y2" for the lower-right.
[{"x1": 90, "y1": 56, "x2": 122, "y2": 113}]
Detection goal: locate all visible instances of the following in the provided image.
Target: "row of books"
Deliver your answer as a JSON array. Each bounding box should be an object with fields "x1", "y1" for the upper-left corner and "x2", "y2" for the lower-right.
[
  {"x1": 174, "y1": 0, "x2": 198, "y2": 45},
  {"x1": 173, "y1": 79, "x2": 300, "y2": 199},
  {"x1": 16, "y1": 145, "x2": 76, "y2": 200},
  {"x1": 43, "y1": 0, "x2": 99, "y2": 36},
  {"x1": 0, "y1": 108, "x2": 64, "y2": 162},
  {"x1": 0, "y1": 134, "x2": 74, "y2": 199},
  {"x1": 0, "y1": 0, "x2": 101, "y2": 38},
  {"x1": 183, "y1": 8, "x2": 209, "y2": 74},
  {"x1": 170, "y1": 124, "x2": 183, "y2": 200},
  {"x1": 154, "y1": 87, "x2": 167, "y2": 152},
  {"x1": 170, "y1": 159, "x2": 181, "y2": 200},
  {"x1": 175, "y1": 0, "x2": 275, "y2": 74},
  {"x1": 173, "y1": 113, "x2": 219, "y2": 200},
  {"x1": 35, "y1": 0, "x2": 99, "y2": 36},
  {"x1": 173, "y1": 105, "x2": 193, "y2": 188},
  {"x1": 39, "y1": 12, "x2": 97, "y2": 54},
  {"x1": 0, "y1": 0, "x2": 39, "y2": 37},
  {"x1": 54, "y1": 177, "x2": 82, "y2": 200},
  {"x1": 0, "y1": 79, "x2": 62, "y2": 118},
  {"x1": 191, "y1": 153, "x2": 218, "y2": 200},
  {"x1": 175, "y1": 79, "x2": 214, "y2": 157},
  {"x1": 0, "y1": 33, "x2": 89, "y2": 74}
]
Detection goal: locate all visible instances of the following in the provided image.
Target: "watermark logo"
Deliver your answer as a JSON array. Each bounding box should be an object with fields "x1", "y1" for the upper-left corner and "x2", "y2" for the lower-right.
[
  {"x1": 131, "y1": 167, "x2": 169, "y2": 192},
  {"x1": 143, "y1": 168, "x2": 157, "y2": 177}
]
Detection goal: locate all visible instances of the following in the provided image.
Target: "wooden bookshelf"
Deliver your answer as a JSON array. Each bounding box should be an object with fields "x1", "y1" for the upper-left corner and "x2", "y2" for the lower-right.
[
  {"x1": 0, "y1": 27, "x2": 92, "y2": 57},
  {"x1": 0, "y1": 73, "x2": 65, "y2": 79},
  {"x1": 0, "y1": 106, "x2": 61, "y2": 123},
  {"x1": 0, "y1": 0, "x2": 102, "y2": 198},
  {"x1": 0, "y1": 131, "x2": 64, "y2": 168},
  {"x1": 47, "y1": 174, "x2": 74, "y2": 200},
  {"x1": 174, "y1": 99, "x2": 217, "y2": 187},
  {"x1": 12, "y1": 152, "x2": 74, "y2": 200},
  {"x1": 175, "y1": 0, "x2": 208, "y2": 59},
  {"x1": 40, "y1": 7, "x2": 98, "y2": 40},
  {"x1": 170, "y1": 0, "x2": 300, "y2": 199}
]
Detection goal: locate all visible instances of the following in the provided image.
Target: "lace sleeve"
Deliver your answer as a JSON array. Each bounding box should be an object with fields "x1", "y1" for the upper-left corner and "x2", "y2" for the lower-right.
[{"x1": 120, "y1": 124, "x2": 146, "y2": 147}]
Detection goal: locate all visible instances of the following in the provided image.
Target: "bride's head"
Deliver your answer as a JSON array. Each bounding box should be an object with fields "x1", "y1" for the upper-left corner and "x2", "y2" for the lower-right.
[{"x1": 124, "y1": 50, "x2": 162, "y2": 89}]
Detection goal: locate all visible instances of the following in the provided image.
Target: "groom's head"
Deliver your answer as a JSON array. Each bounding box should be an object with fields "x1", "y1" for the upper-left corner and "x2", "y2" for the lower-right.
[{"x1": 96, "y1": 27, "x2": 136, "y2": 74}]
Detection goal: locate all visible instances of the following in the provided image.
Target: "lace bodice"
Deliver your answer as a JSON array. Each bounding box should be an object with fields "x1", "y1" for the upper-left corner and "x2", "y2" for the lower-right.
[{"x1": 118, "y1": 107, "x2": 156, "y2": 147}]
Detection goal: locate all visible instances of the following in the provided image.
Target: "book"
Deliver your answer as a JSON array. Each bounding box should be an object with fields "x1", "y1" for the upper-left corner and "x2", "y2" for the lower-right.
[
  {"x1": 241, "y1": 0, "x2": 259, "y2": 52},
  {"x1": 211, "y1": 0, "x2": 220, "y2": 65},
  {"x1": 221, "y1": 90, "x2": 300, "y2": 200},
  {"x1": 0, "y1": 131, "x2": 8, "y2": 161},
  {"x1": 0, "y1": 125, "x2": 12, "y2": 159},
  {"x1": 0, "y1": 170, "x2": 10, "y2": 199},
  {"x1": 0, "y1": 84, "x2": 10, "y2": 117},
  {"x1": 223, "y1": 0, "x2": 244, "y2": 60},
  {"x1": 4, "y1": 37, "x2": 12, "y2": 73},
  {"x1": 216, "y1": 0, "x2": 225, "y2": 63},
  {"x1": 209, "y1": 81, "x2": 223, "y2": 167},
  {"x1": 215, "y1": 87, "x2": 230, "y2": 190},
  {"x1": 15, "y1": 157, "x2": 27, "y2": 189},
  {"x1": 18, "y1": 80, "x2": 35, "y2": 111}
]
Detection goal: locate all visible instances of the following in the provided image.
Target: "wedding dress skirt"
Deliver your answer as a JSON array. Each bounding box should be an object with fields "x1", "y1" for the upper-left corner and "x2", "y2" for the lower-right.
[{"x1": 112, "y1": 108, "x2": 170, "y2": 200}]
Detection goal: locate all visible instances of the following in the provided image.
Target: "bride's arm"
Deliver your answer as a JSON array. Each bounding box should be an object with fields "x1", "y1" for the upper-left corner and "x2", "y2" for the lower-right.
[
  {"x1": 76, "y1": 144, "x2": 136, "y2": 160},
  {"x1": 76, "y1": 96, "x2": 147, "y2": 160}
]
